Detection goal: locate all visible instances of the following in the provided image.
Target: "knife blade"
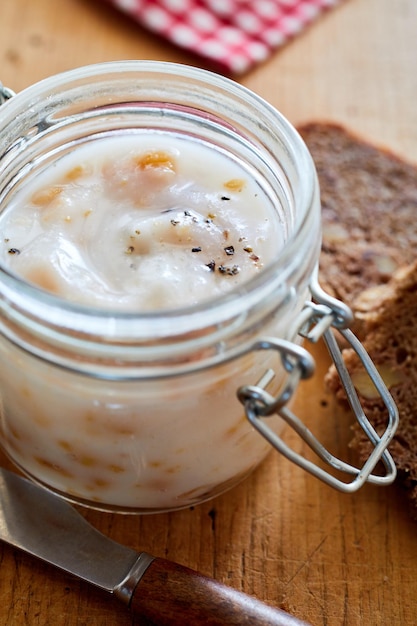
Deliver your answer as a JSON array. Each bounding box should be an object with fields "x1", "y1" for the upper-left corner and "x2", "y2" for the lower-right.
[{"x1": 0, "y1": 467, "x2": 310, "y2": 625}]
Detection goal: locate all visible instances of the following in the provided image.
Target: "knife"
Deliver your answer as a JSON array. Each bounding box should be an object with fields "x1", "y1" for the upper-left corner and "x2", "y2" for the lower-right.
[{"x1": 0, "y1": 467, "x2": 310, "y2": 625}]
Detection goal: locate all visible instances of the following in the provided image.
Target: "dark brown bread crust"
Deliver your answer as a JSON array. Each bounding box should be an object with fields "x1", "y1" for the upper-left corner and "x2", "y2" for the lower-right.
[{"x1": 298, "y1": 122, "x2": 417, "y2": 311}]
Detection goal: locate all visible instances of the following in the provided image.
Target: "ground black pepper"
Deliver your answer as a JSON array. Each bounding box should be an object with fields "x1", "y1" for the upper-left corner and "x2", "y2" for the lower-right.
[{"x1": 218, "y1": 264, "x2": 240, "y2": 275}]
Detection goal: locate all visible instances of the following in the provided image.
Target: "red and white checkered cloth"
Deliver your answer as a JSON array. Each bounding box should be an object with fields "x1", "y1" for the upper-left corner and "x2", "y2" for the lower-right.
[{"x1": 106, "y1": 0, "x2": 344, "y2": 74}]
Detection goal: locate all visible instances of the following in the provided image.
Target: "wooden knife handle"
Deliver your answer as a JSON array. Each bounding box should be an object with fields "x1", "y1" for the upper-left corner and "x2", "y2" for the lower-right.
[{"x1": 129, "y1": 557, "x2": 311, "y2": 625}]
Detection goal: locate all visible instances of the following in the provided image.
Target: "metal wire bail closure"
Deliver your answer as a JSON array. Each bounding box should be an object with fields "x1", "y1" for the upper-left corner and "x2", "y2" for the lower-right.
[
  {"x1": 0, "y1": 82, "x2": 15, "y2": 105},
  {"x1": 237, "y1": 275, "x2": 399, "y2": 493}
]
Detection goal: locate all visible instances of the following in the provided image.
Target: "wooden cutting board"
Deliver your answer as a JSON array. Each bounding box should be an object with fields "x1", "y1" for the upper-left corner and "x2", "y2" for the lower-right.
[{"x1": 0, "y1": 0, "x2": 417, "y2": 624}]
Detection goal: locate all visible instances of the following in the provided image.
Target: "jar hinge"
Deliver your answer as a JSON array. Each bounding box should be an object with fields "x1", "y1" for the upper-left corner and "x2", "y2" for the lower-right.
[
  {"x1": 0, "y1": 82, "x2": 15, "y2": 106},
  {"x1": 237, "y1": 283, "x2": 399, "y2": 493}
]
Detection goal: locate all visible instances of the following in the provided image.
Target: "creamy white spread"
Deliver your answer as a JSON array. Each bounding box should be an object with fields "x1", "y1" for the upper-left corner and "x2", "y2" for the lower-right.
[
  {"x1": 1, "y1": 133, "x2": 280, "y2": 310},
  {"x1": 0, "y1": 132, "x2": 287, "y2": 511}
]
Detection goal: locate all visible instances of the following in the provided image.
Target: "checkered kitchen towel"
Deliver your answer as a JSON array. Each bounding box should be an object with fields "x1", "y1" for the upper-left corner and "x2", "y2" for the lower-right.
[{"x1": 107, "y1": 0, "x2": 344, "y2": 74}]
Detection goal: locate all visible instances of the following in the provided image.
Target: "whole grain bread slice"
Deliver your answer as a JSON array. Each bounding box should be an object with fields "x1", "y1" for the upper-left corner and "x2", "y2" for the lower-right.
[
  {"x1": 299, "y1": 121, "x2": 417, "y2": 516},
  {"x1": 298, "y1": 122, "x2": 417, "y2": 320}
]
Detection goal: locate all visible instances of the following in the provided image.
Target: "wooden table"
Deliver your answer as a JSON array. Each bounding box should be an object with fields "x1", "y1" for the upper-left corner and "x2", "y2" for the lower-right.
[{"x1": 1, "y1": 1, "x2": 417, "y2": 624}]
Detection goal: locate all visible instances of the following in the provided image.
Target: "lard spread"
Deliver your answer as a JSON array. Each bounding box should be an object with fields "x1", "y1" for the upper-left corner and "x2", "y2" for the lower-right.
[
  {"x1": 0, "y1": 133, "x2": 282, "y2": 311},
  {"x1": 0, "y1": 132, "x2": 286, "y2": 510}
]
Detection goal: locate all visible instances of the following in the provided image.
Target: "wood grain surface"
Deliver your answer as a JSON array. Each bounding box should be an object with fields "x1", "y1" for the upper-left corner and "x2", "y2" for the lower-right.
[{"x1": 1, "y1": 1, "x2": 417, "y2": 624}]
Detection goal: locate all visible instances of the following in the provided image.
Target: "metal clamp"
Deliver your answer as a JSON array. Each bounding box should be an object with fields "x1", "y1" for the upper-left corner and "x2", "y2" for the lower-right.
[
  {"x1": 0, "y1": 82, "x2": 15, "y2": 106},
  {"x1": 238, "y1": 280, "x2": 399, "y2": 492}
]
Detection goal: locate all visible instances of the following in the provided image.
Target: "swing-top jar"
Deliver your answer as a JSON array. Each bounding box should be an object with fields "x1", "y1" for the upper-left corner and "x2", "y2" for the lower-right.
[{"x1": 0, "y1": 62, "x2": 398, "y2": 512}]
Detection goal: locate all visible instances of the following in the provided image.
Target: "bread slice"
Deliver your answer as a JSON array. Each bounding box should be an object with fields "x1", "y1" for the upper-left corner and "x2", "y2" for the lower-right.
[
  {"x1": 325, "y1": 261, "x2": 417, "y2": 516},
  {"x1": 299, "y1": 121, "x2": 417, "y2": 515},
  {"x1": 298, "y1": 122, "x2": 417, "y2": 317}
]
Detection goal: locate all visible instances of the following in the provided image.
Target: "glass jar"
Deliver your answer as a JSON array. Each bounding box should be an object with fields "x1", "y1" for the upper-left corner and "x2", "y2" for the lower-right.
[{"x1": 0, "y1": 62, "x2": 398, "y2": 513}]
